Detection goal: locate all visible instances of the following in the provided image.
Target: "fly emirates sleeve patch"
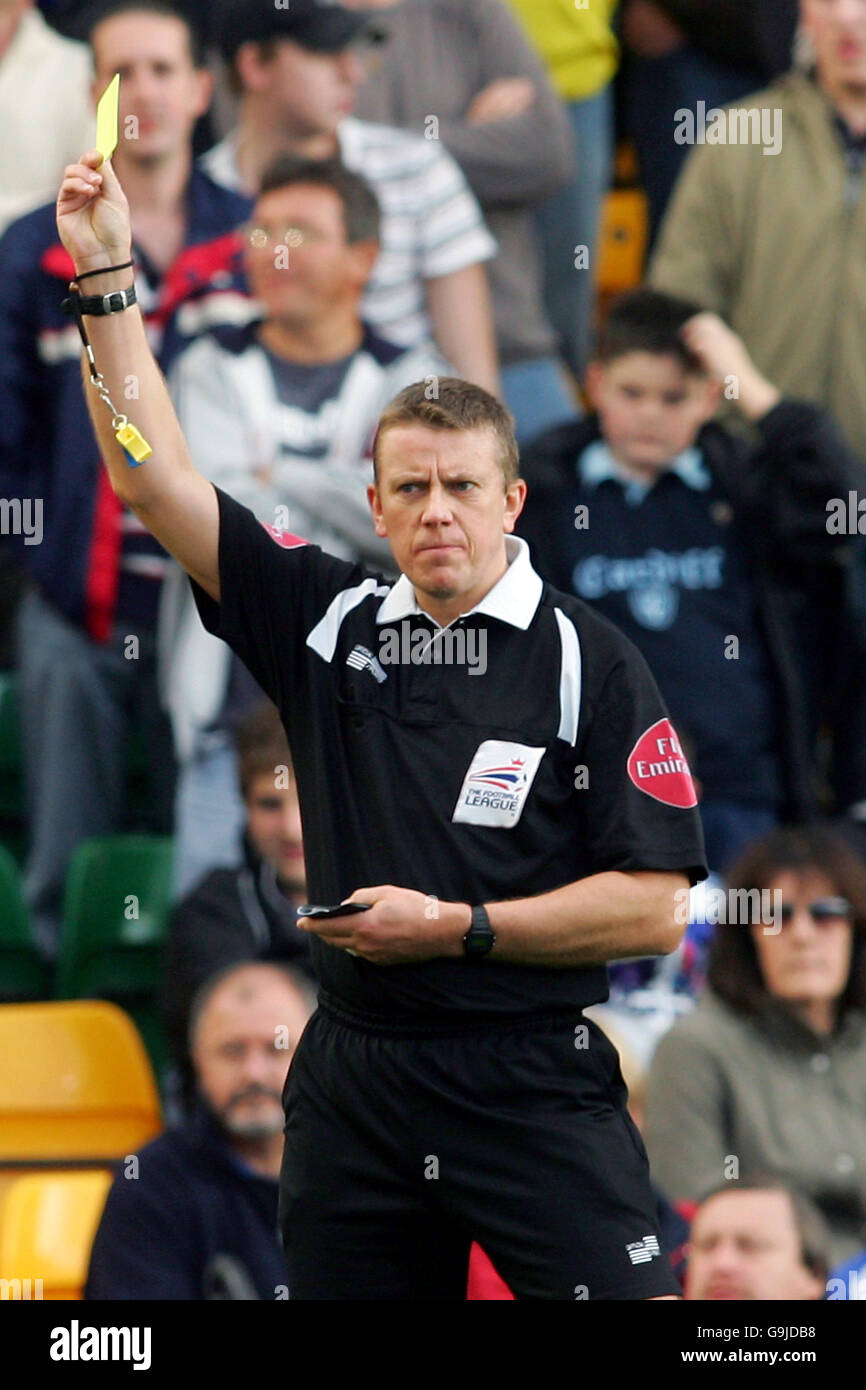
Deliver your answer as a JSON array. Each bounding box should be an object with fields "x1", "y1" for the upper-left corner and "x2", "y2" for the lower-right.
[{"x1": 627, "y1": 718, "x2": 698, "y2": 809}]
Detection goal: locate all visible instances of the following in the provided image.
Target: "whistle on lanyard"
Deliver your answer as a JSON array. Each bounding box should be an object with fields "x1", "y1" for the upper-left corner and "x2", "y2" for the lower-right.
[{"x1": 115, "y1": 421, "x2": 153, "y2": 466}]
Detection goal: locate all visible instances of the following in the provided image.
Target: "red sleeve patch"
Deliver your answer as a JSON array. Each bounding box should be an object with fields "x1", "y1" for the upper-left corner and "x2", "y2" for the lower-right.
[
  {"x1": 259, "y1": 521, "x2": 308, "y2": 550},
  {"x1": 627, "y1": 718, "x2": 698, "y2": 808}
]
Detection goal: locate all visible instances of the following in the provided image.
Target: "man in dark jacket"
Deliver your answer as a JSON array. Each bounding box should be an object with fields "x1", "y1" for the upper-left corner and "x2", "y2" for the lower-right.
[
  {"x1": 86, "y1": 961, "x2": 314, "y2": 1300},
  {"x1": 620, "y1": 0, "x2": 799, "y2": 237},
  {"x1": 163, "y1": 701, "x2": 315, "y2": 1089},
  {"x1": 519, "y1": 289, "x2": 862, "y2": 872},
  {"x1": 0, "y1": 1, "x2": 253, "y2": 957},
  {"x1": 625, "y1": 0, "x2": 800, "y2": 83}
]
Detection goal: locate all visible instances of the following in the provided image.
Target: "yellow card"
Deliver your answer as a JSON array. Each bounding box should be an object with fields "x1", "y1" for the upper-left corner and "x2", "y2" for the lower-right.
[{"x1": 96, "y1": 74, "x2": 120, "y2": 162}]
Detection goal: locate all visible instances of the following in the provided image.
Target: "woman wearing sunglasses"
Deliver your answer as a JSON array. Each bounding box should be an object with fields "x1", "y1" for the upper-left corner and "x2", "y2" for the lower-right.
[{"x1": 645, "y1": 824, "x2": 866, "y2": 1270}]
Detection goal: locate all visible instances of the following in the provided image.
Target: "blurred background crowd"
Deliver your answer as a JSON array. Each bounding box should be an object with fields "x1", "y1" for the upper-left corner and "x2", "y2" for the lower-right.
[{"x1": 1, "y1": 0, "x2": 866, "y2": 1302}]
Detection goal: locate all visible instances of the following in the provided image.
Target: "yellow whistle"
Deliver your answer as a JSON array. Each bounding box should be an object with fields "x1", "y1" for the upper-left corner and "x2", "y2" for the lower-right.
[{"x1": 116, "y1": 422, "x2": 153, "y2": 465}]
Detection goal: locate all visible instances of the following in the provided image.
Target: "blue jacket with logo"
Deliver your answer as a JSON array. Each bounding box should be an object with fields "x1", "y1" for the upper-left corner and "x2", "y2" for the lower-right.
[
  {"x1": 518, "y1": 402, "x2": 864, "y2": 818},
  {"x1": 0, "y1": 169, "x2": 252, "y2": 639}
]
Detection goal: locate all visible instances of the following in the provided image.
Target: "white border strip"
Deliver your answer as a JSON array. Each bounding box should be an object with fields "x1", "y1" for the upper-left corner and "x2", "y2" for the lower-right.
[{"x1": 553, "y1": 607, "x2": 582, "y2": 745}]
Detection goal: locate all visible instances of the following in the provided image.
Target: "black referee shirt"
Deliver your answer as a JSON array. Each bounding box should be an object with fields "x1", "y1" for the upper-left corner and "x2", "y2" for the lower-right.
[{"x1": 192, "y1": 488, "x2": 707, "y2": 1023}]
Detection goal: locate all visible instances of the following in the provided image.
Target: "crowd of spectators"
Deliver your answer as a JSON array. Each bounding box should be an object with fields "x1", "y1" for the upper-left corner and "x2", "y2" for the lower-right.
[{"x1": 1, "y1": 0, "x2": 866, "y2": 1300}]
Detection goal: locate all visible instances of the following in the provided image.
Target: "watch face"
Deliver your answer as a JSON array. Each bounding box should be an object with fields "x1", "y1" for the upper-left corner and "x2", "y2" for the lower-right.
[
  {"x1": 464, "y1": 905, "x2": 494, "y2": 955},
  {"x1": 464, "y1": 928, "x2": 494, "y2": 956}
]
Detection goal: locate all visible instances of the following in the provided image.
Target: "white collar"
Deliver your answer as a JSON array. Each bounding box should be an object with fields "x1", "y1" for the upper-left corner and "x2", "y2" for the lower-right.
[
  {"x1": 375, "y1": 535, "x2": 543, "y2": 630},
  {"x1": 208, "y1": 124, "x2": 356, "y2": 197},
  {"x1": 579, "y1": 440, "x2": 711, "y2": 501}
]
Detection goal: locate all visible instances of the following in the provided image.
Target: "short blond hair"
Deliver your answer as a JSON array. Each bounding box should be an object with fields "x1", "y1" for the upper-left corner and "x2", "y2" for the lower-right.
[{"x1": 373, "y1": 378, "x2": 520, "y2": 487}]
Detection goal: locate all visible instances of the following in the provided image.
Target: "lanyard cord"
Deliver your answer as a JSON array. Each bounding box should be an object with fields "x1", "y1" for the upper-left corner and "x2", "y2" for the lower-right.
[{"x1": 61, "y1": 283, "x2": 152, "y2": 465}]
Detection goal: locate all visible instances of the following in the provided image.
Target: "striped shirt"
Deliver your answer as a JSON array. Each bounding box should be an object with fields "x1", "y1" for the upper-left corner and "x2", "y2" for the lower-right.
[
  {"x1": 200, "y1": 116, "x2": 497, "y2": 349},
  {"x1": 159, "y1": 321, "x2": 450, "y2": 760},
  {"x1": 167, "y1": 320, "x2": 449, "y2": 562}
]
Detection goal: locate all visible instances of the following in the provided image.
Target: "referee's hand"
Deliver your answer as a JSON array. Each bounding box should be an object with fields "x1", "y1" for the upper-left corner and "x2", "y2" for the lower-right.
[
  {"x1": 57, "y1": 150, "x2": 132, "y2": 273},
  {"x1": 297, "y1": 887, "x2": 467, "y2": 965}
]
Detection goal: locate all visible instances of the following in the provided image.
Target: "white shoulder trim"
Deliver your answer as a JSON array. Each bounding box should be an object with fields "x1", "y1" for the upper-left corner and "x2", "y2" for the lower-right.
[
  {"x1": 306, "y1": 578, "x2": 391, "y2": 663},
  {"x1": 553, "y1": 608, "x2": 582, "y2": 745}
]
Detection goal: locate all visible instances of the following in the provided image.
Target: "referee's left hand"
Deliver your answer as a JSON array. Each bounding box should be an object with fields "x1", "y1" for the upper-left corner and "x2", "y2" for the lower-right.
[{"x1": 297, "y1": 887, "x2": 466, "y2": 965}]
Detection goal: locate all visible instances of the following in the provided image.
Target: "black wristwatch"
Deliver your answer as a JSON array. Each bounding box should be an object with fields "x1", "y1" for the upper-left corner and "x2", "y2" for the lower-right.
[{"x1": 463, "y1": 904, "x2": 495, "y2": 958}]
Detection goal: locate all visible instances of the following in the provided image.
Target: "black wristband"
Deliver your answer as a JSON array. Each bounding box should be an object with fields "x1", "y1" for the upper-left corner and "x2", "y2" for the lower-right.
[
  {"x1": 72, "y1": 259, "x2": 134, "y2": 283},
  {"x1": 63, "y1": 285, "x2": 137, "y2": 317}
]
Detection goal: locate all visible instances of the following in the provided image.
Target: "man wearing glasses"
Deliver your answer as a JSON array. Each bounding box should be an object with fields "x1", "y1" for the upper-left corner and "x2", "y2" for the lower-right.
[{"x1": 202, "y1": 0, "x2": 500, "y2": 395}]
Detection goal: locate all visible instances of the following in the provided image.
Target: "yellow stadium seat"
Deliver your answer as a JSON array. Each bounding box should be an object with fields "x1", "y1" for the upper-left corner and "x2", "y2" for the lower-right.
[
  {"x1": 597, "y1": 186, "x2": 649, "y2": 297},
  {"x1": 0, "y1": 1000, "x2": 161, "y2": 1164},
  {"x1": 0, "y1": 1170, "x2": 112, "y2": 1299}
]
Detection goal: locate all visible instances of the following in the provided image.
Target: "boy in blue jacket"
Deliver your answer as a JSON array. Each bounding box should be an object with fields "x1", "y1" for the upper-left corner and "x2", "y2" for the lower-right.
[{"x1": 518, "y1": 289, "x2": 863, "y2": 872}]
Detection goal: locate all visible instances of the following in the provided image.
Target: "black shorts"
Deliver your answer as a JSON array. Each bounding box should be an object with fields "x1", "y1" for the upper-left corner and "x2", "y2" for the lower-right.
[{"x1": 278, "y1": 995, "x2": 680, "y2": 1301}]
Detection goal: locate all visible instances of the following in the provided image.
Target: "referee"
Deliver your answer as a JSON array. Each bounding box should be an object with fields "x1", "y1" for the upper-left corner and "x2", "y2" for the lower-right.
[{"x1": 57, "y1": 153, "x2": 707, "y2": 1301}]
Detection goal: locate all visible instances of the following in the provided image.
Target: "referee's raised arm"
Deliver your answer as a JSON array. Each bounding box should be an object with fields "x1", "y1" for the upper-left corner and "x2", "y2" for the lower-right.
[{"x1": 56, "y1": 151, "x2": 221, "y2": 601}]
